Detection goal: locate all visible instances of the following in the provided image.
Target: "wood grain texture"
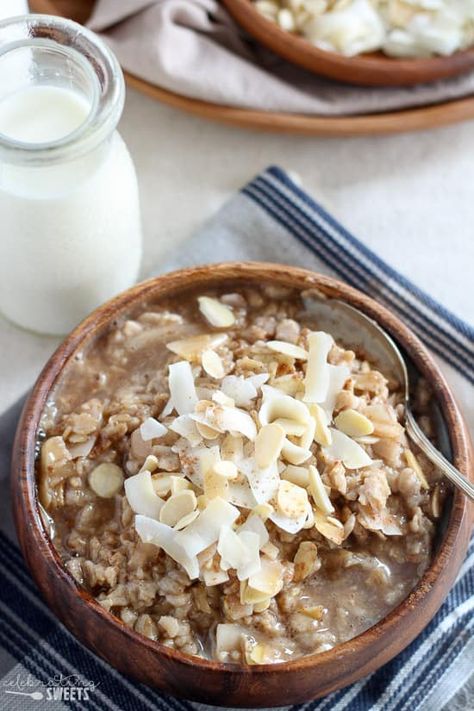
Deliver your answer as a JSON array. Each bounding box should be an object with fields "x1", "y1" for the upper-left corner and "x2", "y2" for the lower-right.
[
  {"x1": 222, "y1": 0, "x2": 474, "y2": 87},
  {"x1": 29, "y1": 0, "x2": 474, "y2": 136},
  {"x1": 11, "y1": 263, "x2": 474, "y2": 707}
]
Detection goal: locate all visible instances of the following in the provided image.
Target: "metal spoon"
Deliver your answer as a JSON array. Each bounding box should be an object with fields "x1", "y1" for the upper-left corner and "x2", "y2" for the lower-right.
[{"x1": 304, "y1": 296, "x2": 474, "y2": 502}]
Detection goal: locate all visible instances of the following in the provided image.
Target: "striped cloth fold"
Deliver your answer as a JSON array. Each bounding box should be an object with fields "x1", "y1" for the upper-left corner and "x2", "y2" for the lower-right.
[{"x1": 0, "y1": 166, "x2": 472, "y2": 711}]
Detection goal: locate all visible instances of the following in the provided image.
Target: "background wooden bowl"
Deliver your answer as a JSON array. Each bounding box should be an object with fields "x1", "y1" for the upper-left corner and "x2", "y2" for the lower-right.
[
  {"x1": 11, "y1": 263, "x2": 473, "y2": 706},
  {"x1": 222, "y1": 0, "x2": 474, "y2": 86}
]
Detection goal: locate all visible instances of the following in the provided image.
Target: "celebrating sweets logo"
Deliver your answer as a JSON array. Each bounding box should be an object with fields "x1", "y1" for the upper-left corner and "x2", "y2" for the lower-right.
[{"x1": 2, "y1": 673, "x2": 99, "y2": 703}]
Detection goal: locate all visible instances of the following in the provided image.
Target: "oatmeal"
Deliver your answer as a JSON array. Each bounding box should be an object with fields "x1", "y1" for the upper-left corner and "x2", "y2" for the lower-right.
[{"x1": 38, "y1": 285, "x2": 447, "y2": 665}]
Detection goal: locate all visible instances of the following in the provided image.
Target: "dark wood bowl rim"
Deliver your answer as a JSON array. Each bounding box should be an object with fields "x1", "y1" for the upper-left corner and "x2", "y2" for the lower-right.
[
  {"x1": 221, "y1": 0, "x2": 474, "y2": 85},
  {"x1": 14, "y1": 262, "x2": 473, "y2": 679}
]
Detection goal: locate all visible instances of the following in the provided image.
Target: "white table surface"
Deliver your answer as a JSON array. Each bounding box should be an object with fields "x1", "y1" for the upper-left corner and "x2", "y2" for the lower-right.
[{"x1": 2, "y1": 86, "x2": 474, "y2": 410}]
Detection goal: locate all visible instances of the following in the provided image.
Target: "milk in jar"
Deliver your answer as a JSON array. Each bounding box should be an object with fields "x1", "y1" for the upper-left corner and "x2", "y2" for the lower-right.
[{"x1": 0, "y1": 16, "x2": 142, "y2": 334}]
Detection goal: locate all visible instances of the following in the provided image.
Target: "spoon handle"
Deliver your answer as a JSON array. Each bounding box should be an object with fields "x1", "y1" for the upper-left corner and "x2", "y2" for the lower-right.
[{"x1": 405, "y1": 409, "x2": 474, "y2": 502}]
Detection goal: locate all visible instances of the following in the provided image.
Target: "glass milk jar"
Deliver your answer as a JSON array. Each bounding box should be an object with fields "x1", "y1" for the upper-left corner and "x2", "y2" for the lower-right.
[{"x1": 0, "y1": 15, "x2": 142, "y2": 335}]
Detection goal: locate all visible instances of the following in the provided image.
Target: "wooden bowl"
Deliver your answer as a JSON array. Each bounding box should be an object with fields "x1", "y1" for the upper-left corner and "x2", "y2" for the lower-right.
[
  {"x1": 11, "y1": 263, "x2": 473, "y2": 707},
  {"x1": 222, "y1": 0, "x2": 474, "y2": 86}
]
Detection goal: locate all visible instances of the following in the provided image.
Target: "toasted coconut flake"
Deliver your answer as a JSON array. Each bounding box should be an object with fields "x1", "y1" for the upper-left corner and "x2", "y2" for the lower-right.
[
  {"x1": 282, "y1": 464, "x2": 310, "y2": 488},
  {"x1": 303, "y1": 331, "x2": 333, "y2": 403},
  {"x1": 404, "y1": 449, "x2": 430, "y2": 489},
  {"x1": 140, "y1": 417, "x2": 167, "y2": 441},
  {"x1": 198, "y1": 296, "x2": 235, "y2": 328},
  {"x1": 243, "y1": 459, "x2": 280, "y2": 504},
  {"x1": 255, "y1": 423, "x2": 286, "y2": 469},
  {"x1": 248, "y1": 558, "x2": 284, "y2": 598},
  {"x1": 202, "y1": 349, "x2": 225, "y2": 379},
  {"x1": 323, "y1": 429, "x2": 372, "y2": 469},
  {"x1": 277, "y1": 480, "x2": 309, "y2": 520},
  {"x1": 167, "y1": 333, "x2": 227, "y2": 361},
  {"x1": 89, "y1": 463, "x2": 124, "y2": 498},
  {"x1": 125, "y1": 470, "x2": 164, "y2": 518},
  {"x1": 247, "y1": 373, "x2": 270, "y2": 390},
  {"x1": 314, "y1": 511, "x2": 345, "y2": 545},
  {"x1": 221, "y1": 375, "x2": 258, "y2": 408},
  {"x1": 175, "y1": 497, "x2": 240, "y2": 557},
  {"x1": 212, "y1": 405, "x2": 257, "y2": 441},
  {"x1": 308, "y1": 465, "x2": 334, "y2": 515},
  {"x1": 174, "y1": 509, "x2": 200, "y2": 531},
  {"x1": 299, "y1": 417, "x2": 316, "y2": 450},
  {"x1": 320, "y1": 364, "x2": 351, "y2": 417},
  {"x1": 281, "y1": 439, "x2": 312, "y2": 465},
  {"x1": 218, "y1": 527, "x2": 261, "y2": 580},
  {"x1": 135, "y1": 514, "x2": 199, "y2": 579},
  {"x1": 267, "y1": 341, "x2": 308, "y2": 360},
  {"x1": 238, "y1": 513, "x2": 269, "y2": 547},
  {"x1": 308, "y1": 403, "x2": 332, "y2": 447},
  {"x1": 200, "y1": 447, "x2": 229, "y2": 500},
  {"x1": 227, "y1": 479, "x2": 258, "y2": 509},
  {"x1": 169, "y1": 415, "x2": 202, "y2": 447},
  {"x1": 160, "y1": 490, "x2": 197, "y2": 527},
  {"x1": 335, "y1": 409, "x2": 374, "y2": 438},
  {"x1": 212, "y1": 390, "x2": 234, "y2": 407},
  {"x1": 168, "y1": 361, "x2": 198, "y2": 415}
]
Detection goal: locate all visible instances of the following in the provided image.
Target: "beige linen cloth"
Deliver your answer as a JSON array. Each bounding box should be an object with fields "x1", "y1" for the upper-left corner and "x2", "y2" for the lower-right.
[{"x1": 87, "y1": 0, "x2": 474, "y2": 115}]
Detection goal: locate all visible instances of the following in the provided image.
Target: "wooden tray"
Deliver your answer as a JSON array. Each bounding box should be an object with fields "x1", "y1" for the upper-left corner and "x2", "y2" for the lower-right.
[{"x1": 30, "y1": 0, "x2": 474, "y2": 136}]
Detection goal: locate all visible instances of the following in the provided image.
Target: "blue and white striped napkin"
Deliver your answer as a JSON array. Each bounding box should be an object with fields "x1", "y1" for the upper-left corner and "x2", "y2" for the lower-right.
[{"x1": 1, "y1": 167, "x2": 472, "y2": 711}]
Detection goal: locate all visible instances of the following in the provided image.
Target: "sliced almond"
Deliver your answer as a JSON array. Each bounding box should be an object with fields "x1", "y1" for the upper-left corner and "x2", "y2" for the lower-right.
[
  {"x1": 213, "y1": 460, "x2": 239, "y2": 479},
  {"x1": 198, "y1": 296, "x2": 235, "y2": 328},
  {"x1": 314, "y1": 510, "x2": 345, "y2": 545},
  {"x1": 293, "y1": 541, "x2": 319, "y2": 582},
  {"x1": 89, "y1": 462, "x2": 124, "y2": 498},
  {"x1": 248, "y1": 558, "x2": 284, "y2": 598},
  {"x1": 267, "y1": 341, "x2": 308, "y2": 360},
  {"x1": 308, "y1": 464, "x2": 334, "y2": 515},
  {"x1": 202, "y1": 349, "x2": 225, "y2": 379},
  {"x1": 404, "y1": 449, "x2": 430, "y2": 490},
  {"x1": 281, "y1": 464, "x2": 310, "y2": 488},
  {"x1": 138, "y1": 455, "x2": 159, "y2": 473},
  {"x1": 272, "y1": 418, "x2": 306, "y2": 436},
  {"x1": 308, "y1": 403, "x2": 332, "y2": 447},
  {"x1": 281, "y1": 439, "x2": 312, "y2": 465},
  {"x1": 255, "y1": 423, "x2": 286, "y2": 469},
  {"x1": 252, "y1": 502, "x2": 274, "y2": 521},
  {"x1": 195, "y1": 420, "x2": 221, "y2": 440},
  {"x1": 277, "y1": 480, "x2": 309, "y2": 520},
  {"x1": 335, "y1": 409, "x2": 374, "y2": 438},
  {"x1": 167, "y1": 333, "x2": 227, "y2": 361},
  {"x1": 241, "y1": 583, "x2": 270, "y2": 605},
  {"x1": 159, "y1": 490, "x2": 197, "y2": 527},
  {"x1": 299, "y1": 605, "x2": 324, "y2": 621},
  {"x1": 173, "y1": 509, "x2": 200, "y2": 531},
  {"x1": 303, "y1": 331, "x2": 332, "y2": 403}
]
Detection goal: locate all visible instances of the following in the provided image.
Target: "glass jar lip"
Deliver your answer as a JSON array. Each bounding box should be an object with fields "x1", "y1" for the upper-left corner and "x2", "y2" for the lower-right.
[{"x1": 0, "y1": 14, "x2": 125, "y2": 165}]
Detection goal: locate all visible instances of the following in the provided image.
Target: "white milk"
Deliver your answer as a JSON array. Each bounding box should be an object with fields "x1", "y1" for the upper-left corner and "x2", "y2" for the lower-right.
[{"x1": 0, "y1": 85, "x2": 142, "y2": 334}]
